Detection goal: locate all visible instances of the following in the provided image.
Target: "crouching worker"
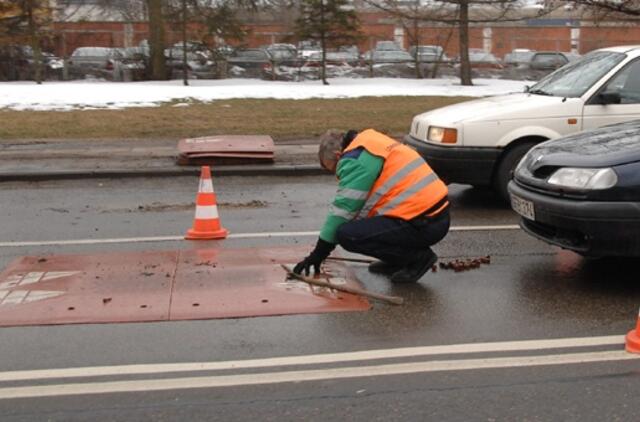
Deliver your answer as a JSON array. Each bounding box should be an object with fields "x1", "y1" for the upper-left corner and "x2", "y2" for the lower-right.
[{"x1": 293, "y1": 128, "x2": 450, "y2": 284}]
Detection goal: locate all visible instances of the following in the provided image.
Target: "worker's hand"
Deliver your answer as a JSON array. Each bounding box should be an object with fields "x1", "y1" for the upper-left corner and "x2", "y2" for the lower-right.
[{"x1": 293, "y1": 238, "x2": 336, "y2": 276}]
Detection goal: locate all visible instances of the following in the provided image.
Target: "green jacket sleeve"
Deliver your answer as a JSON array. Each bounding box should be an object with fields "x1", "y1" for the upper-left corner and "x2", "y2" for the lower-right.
[{"x1": 319, "y1": 149, "x2": 384, "y2": 244}]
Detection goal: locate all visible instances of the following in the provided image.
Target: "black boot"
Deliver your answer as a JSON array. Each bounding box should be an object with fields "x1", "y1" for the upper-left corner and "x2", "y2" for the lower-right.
[{"x1": 390, "y1": 250, "x2": 437, "y2": 284}]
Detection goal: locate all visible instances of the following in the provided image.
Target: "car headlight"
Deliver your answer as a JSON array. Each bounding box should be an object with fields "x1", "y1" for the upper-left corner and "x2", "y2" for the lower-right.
[
  {"x1": 547, "y1": 167, "x2": 618, "y2": 190},
  {"x1": 428, "y1": 126, "x2": 457, "y2": 144}
]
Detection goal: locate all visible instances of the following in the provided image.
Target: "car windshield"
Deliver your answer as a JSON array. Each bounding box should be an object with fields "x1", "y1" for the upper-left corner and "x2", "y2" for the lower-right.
[{"x1": 528, "y1": 51, "x2": 626, "y2": 98}]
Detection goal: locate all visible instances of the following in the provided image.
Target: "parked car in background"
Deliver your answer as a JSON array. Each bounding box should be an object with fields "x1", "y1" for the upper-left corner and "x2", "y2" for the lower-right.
[
  {"x1": 375, "y1": 40, "x2": 403, "y2": 51},
  {"x1": 466, "y1": 48, "x2": 503, "y2": 69},
  {"x1": 409, "y1": 45, "x2": 450, "y2": 63},
  {"x1": 361, "y1": 49, "x2": 415, "y2": 77},
  {"x1": 111, "y1": 47, "x2": 146, "y2": 81},
  {"x1": 509, "y1": 120, "x2": 640, "y2": 257},
  {"x1": 0, "y1": 45, "x2": 63, "y2": 81},
  {"x1": 265, "y1": 43, "x2": 297, "y2": 63},
  {"x1": 504, "y1": 48, "x2": 535, "y2": 66},
  {"x1": 404, "y1": 45, "x2": 640, "y2": 201},
  {"x1": 298, "y1": 41, "x2": 321, "y2": 59},
  {"x1": 227, "y1": 48, "x2": 271, "y2": 78},
  {"x1": 305, "y1": 50, "x2": 360, "y2": 67},
  {"x1": 505, "y1": 50, "x2": 582, "y2": 81},
  {"x1": 68, "y1": 47, "x2": 123, "y2": 79},
  {"x1": 527, "y1": 51, "x2": 579, "y2": 71},
  {"x1": 164, "y1": 42, "x2": 217, "y2": 79},
  {"x1": 363, "y1": 50, "x2": 413, "y2": 64}
]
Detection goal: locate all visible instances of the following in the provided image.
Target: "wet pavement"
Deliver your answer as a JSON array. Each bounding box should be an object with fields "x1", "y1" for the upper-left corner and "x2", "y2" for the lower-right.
[{"x1": 0, "y1": 175, "x2": 639, "y2": 420}]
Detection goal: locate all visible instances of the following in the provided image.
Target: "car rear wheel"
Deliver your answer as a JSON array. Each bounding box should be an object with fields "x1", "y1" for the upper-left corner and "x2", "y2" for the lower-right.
[{"x1": 493, "y1": 142, "x2": 537, "y2": 203}]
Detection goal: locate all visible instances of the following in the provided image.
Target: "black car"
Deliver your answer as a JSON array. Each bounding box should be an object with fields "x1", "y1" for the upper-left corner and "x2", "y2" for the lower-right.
[{"x1": 508, "y1": 120, "x2": 640, "y2": 257}]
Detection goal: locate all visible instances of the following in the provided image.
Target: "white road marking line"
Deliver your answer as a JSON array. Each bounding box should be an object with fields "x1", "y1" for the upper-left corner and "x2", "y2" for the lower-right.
[
  {"x1": 0, "y1": 225, "x2": 520, "y2": 248},
  {"x1": 452, "y1": 224, "x2": 520, "y2": 231},
  {"x1": 0, "y1": 335, "x2": 624, "y2": 382},
  {"x1": 19, "y1": 272, "x2": 43, "y2": 285},
  {"x1": 21, "y1": 290, "x2": 65, "y2": 304},
  {"x1": 0, "y1": 275, "x2": 22, "y2": 290},
  {"x1": 0, "y1": 271, "x2": 80, "y2": 291},
  {"x1": 41, "y1": 271, "x2": 81, "y2": 281},
  {"x1": 0, "y1": 351, "x2": 635, "y2": 400},
  {"x1": 1, "y1": 290, "x2": 28, "y2": 305},
  {"x1": 0, "y1": 236, "x2": 184, "y2": 247}
]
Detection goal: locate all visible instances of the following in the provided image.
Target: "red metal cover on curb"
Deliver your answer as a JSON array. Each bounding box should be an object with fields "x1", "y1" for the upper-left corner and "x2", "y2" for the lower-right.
[
  {"x1": 0, "y1": 246, "x2": 370, "y2": 327},
  {"x1": 178, "y1": 135, "x2": 275, "y2": 155}
]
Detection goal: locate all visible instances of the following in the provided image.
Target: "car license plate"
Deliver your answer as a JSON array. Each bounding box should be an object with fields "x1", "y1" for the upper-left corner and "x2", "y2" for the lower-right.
[{"x1": 511, "y1": 194, "x2": 535, "y2": 220}]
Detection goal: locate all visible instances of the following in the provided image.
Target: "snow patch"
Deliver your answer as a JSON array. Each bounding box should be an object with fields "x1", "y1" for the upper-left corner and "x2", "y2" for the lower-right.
[{"x1": 0, "y1": 78, "x2": 528, "y2": 111}]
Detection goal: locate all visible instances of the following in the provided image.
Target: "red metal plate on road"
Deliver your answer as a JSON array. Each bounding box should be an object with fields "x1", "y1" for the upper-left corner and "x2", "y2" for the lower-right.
[
  {"x1": 0, "y1": 246, "x2": 370, "y2": 327},
  {"x1": 0, "y1": 251, "x2": 177, "y2": 326},
  {"x1": 171, "y1": 247, "x2": 370, "y2": 320},
  {"x1": 178, "y1": 135, "x2": 275, "y2": 155}
]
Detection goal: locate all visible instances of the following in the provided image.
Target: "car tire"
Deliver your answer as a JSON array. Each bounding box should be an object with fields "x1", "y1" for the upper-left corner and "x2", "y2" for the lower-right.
[{"x1": 493, "y1": 142, "x2": 537, "y2": 203}]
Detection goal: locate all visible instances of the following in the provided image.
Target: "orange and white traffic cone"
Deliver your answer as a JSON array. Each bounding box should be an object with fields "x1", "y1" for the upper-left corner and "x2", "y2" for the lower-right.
[
  {"x1": 185, "y1": 166, "x2": 228, "y2": 240},
  {"x1": 625, "y1": 307, "x2": 640, "y2": 354}
]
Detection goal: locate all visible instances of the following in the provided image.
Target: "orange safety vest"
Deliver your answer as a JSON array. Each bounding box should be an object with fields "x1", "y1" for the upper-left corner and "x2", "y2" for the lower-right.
[{"x1": 343, "y1": 129, "x2": 448, "y2": 220}]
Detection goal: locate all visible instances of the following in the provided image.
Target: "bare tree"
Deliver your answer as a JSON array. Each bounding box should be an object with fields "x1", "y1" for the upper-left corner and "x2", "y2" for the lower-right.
[
  {"x1": 147, "y1": 0, "x2": 167, "y2": 79},
  {"x1": 0, "y1": 0, "x2": 56, "y2": 83},
  {"x1": 569, "y1": 0, "x2": 640, "y2": 18},
  {"x1": 295, "y1": 0, "x2": 361, "y2": 85},
  {"x1": 363, "y1": 0, "x2": 554, "y2": 85}
]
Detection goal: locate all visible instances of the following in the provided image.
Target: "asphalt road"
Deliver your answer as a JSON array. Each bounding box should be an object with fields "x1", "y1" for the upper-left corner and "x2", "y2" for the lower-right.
[{"x1": 0, "y1": 175, "x2": 639, "y2": 421}]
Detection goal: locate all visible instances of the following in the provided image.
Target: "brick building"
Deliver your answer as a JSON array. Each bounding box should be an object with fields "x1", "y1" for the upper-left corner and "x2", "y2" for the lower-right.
[{"x1": 49, "y1": 2, "x2": 640, "y2": 60}]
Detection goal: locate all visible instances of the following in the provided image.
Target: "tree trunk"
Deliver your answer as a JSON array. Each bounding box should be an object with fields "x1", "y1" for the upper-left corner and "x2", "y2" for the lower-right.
[
  {"x1": 320, "y1": 0, "x2": 328, "y2": 85},
  {"x1": 458, "y1": 0, "x2": 472, "y2": 86},
  {"x1": 147, "y1": 0, "x2": 167, "y2": 80},
  {"x1": 26, "y1": 0, "x2": 43, "y2": 84},
  {"x1": 413, "y1": 18, "x2": 422, "y2": 79},
  {"x1": 181, "y1": 0, "x2": 188, "y2": 86}
]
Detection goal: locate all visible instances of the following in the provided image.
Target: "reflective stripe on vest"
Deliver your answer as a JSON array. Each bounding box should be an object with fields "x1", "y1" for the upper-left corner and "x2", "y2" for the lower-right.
[
  {"x1": 358, "y1": 157, "x2": 424, "y2": 218},
  {"x1": 336, "y1": 187, "x2": 369, "y2": 201},
  {"x1": 344, "y1": 129, "x2": 448, "y2": 220}
]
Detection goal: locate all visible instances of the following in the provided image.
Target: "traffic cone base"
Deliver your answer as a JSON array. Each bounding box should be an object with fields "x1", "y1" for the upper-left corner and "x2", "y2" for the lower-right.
[
  {"x1": 185, "y1": 166, "x2": 228, "y2": 240},
  {"x1": 625, "y1": 307, "x2": 640, "y2": 354},
  {"x1": 626, "y1": 329, "x2": 640, "y2": 354},
  {"x1": 186, "y1": 227, "x2": 228, "y2": 240}
]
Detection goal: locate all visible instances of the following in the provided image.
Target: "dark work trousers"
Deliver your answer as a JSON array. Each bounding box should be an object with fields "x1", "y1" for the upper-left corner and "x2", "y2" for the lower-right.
[{"x1": 336, "y1": 209, "x2": 450, "y2": 266}]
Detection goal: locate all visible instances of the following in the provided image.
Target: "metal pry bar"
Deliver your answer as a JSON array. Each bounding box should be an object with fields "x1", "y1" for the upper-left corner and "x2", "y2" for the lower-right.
[{"x1": 280, "y1": 264, "x2": 404, "y2": 306}]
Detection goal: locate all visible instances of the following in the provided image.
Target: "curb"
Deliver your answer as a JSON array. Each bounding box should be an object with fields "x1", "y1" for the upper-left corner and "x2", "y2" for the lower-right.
[{"x1": 0, "y1": 164, "x2": 327, "y2": 182}]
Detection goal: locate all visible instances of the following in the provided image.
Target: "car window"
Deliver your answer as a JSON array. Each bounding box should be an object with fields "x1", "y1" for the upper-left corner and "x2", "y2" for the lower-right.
[
  {"x1": 600, "y1": 59, "x2": 640, "y2": 104},
  {"x1": 529, "y1": 51, "x2": 626, "y2": 98}
]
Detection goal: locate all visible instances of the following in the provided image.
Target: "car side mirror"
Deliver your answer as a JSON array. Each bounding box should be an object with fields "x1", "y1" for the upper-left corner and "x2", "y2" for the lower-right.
[
  {"x1": 596, "y1": 92, "x2": 621, "y2": 105},
  {"x1": 523, "y1": 85, "x2": 530, "y2": 93}
]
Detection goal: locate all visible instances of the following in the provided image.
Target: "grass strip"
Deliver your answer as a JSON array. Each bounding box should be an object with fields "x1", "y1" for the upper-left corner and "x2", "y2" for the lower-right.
[{"x1": 0, "y1": 96, "x2": 472, "y2": 141}]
